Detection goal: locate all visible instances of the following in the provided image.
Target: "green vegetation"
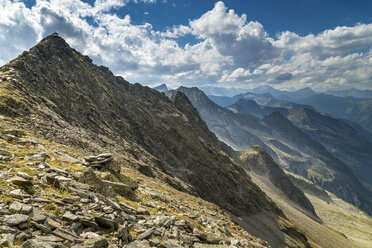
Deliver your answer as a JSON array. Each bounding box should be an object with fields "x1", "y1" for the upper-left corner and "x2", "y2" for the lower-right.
[{"x1": 307, "y1": 192, "x2": 372, "y2": 248}]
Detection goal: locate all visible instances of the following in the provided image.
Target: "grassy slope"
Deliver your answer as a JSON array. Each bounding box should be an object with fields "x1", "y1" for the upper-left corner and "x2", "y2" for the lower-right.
[
  {"x1": 306, "y1": 192, "x2": 372, "y2": 248},
  {"x1": 248, "y1": 172, "x2": 355, "y2": 248}
]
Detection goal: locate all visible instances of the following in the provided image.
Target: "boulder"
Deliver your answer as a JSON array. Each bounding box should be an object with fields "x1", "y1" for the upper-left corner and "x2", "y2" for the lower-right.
[
  {"x1": 138, "y1": 227, "x2": 155, "y2": 240},
  {"x1": 84, "y1": 153, "x2": 113, "y2": 169},
  {"x1": 10, "y1": 176, "x2": 33, "y2": 187},
  {"x1": 62, "y1": 211, "x2": 80, "y2": 222},
  {"x1": 94, "y1": 216, "x2": 117, "y2": 229},
  {"x1": 31, "y1": 220, "x2": 51, "y2": 234},
  {"x1": 9, "y1": 201, "x2": 33, "y2": 214},
  {"x1": 3, "y1": 214, "x2": 29, "y2": 226},
  {"x1": 52, "y1": 227, "x2": 81, "y2": 243},
  {"x1": 79, "y1": 169, "x2": 134, "y2": 197}
]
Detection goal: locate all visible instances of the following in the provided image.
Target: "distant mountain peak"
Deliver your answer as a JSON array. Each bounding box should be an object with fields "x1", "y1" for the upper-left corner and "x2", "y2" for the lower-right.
[{"x1": 153, "y1": 83, "x2": 168, "y2": 92}]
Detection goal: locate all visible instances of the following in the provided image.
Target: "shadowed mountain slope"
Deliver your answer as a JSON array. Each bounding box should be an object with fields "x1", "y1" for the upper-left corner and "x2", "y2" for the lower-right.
[
  {"x1": 229, "y1": 98, "x2": 372, "y2": 189},
  {"x1": 296, "y1": 94, "x2": 372, "y2": 133},
  {"x1": 234, "y1": 145, "x2": 318, "y2": 220},
  {"x1": 172, "y1": 86, "x2": 372, "y2": 217},
  {"x1": 287, "y1": 107, "x2": 372, "y2": 187}
]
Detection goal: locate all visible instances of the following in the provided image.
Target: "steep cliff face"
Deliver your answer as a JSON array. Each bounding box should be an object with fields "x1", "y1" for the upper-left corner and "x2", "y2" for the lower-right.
[{"x1": 0, "y1": 34, "x2": 310, "y2": 247}]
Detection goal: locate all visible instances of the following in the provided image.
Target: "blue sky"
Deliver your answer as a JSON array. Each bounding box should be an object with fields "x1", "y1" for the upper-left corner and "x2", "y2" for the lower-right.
[
  {"x1": 96, "y1": 0, "x2": 372, "y2": 35},
  {"x1": 1, "y1": 0, "x2": 372, "y2": 90}
]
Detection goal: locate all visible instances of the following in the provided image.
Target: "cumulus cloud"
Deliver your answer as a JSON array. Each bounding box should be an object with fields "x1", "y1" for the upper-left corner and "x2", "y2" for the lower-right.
[
  {"x1": 0, "y1": 0, "x2": 372, "y2": 90},
  {"x1": 189, "y1": 1, "x2": 280, "y2": 68}
]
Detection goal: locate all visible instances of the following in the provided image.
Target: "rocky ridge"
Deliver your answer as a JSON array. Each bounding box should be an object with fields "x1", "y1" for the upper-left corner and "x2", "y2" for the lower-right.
[
  {"x1": 0, "y1": 34, "x2": 311, "y2": 247},
  {"x1": 0, "y1": 116, "x2": 268, "y2": 247}
]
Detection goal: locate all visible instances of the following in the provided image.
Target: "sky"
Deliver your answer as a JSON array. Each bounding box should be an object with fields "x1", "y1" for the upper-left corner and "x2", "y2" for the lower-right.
[{"x1": 1, "y1": 0, "x2": 372, "y2": 91}]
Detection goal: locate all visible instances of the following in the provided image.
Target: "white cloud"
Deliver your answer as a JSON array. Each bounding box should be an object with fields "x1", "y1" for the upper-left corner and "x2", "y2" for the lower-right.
[
  {"x1": 0, "y1": 0, "x2": 371, "y2": 90},
  {"x1": 189, "y1": 1, "x2": 280, "y2": 68}
]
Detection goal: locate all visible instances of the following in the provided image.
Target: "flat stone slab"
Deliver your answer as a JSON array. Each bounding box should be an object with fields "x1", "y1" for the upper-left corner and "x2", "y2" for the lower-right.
[{"x1": 3, "y1": 214, "x2": 29, "y2": 226}]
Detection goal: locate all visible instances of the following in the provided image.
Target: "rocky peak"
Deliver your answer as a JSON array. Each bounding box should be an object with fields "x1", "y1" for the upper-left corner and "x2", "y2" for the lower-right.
[
  {"x1": 0, "y1": 35, "x2": 312, "y2": 247},
  {"x1": 237, "y1": 145, "x2": 318, "y2": 219},
  {"x1": 153, "y1": 83, "x2": 168, "y2": 92}
]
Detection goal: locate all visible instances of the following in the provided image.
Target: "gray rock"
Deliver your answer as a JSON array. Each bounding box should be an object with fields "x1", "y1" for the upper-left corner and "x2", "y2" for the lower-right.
[
  {"x1": 15, "y1": 138, "x2": 38, "y2": 146},
  {"x1": 62, "y1": 211, "x2": 80, "y2": 222},
  {"x1": 84, "y1": 153, "x2": 113, "y2": 166},
  {"x1": 9, "y1": 201, "x2": 33, "y2": 214},
  {"x1": 56, "y1": 175, "x2": 73, "y2": 183},
  {"x1": 80, "y1": 169, "x2": 134, "y2": 197},
  {"x1": 31, "y1": 213, "x2": 47, "y2": 224},
  {"x1": 102, "y1": 206, "x2": 114, "y2": 214},
  {"x1": 45, "y1": 218, "x2": 62, "y2": 229},
  {"x1": 21, "y1": 240, "x2": 54, "y2": 248},
  {"x1": 9, "y1": 189, "x2": 30, "y2": 198},
  {"x1": 20, "y1": 204, "x2": 33, "y2": 214},
  {"x1": 0, "y1": 233, "x2": 15, "y2": 246},
  {"x1": 117, "y1": 223, "x2": 132, "y2": 244},
  {"x1": 9, "y1": 201, "x2": 23, "y2": 212},
  {"x1": 80, "y1": 231, "x2": 99, "y2": 239},
  {"x1": 79, "y1": 216, "x2": 98, "y2": 229},
  {"x1": 104, "y1": 199, "x2": 121, "y2": 211},
  {"x1": 62, "y1": 197, "x2": 77, "y2": 204},
  {"x1": 0, "y1": 225, "x2": 17, "y2": 234},
  {"x1": 195, "y1": 232, "x2": 222, "y2": 244},
  {"x1": 16, "y1": 172, "x2": 33, "y2": 180},
  {"x1": 45, "y1": 173, "x2": 61, "y2": 188},
  {"x1": 94, "y1": 216, "x2": 117, "y2": 229},
  {"x1": 28, "y1": 152, "x2": 47, "y2": 162},
  {"x1": 32, "y1": 197, "x2": 52, "y2": 203},
  {"x1": 15, "y1": 232, "x2": 30, "y2": 242},
  {"x1": 161, "y1": 240, "x2": 183, "y2": 248},
  {"x1": 3, "y1": 129, "x2": 25, "y2": 137},
  {"x1": 31, "y1": 220, "x2": 51, "y2": 234},
  {"x1": 3, "y1": 214, "x2": 29, "y2": 226},
  {"x1": 52, "y1": 227, "x2": 81, "y2": 243},
  {"x1": 9, "y1": 176, "x2": 33, "y2": 187},
  {"x1": 123, "y1": 240, "x2": 151, "y2": 248},
  {"x1": 0, "y1": 149, "x2": 14, "y2": 160},
  {"x1": 83, "y1": 237, "x2": 108, "y2": 248},
  {"x1": 137, "y1": 227, "x2": 155, "y2": 240}
]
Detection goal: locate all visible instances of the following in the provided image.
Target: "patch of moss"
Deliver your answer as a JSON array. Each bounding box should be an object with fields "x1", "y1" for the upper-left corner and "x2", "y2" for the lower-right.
[
  {"x1": 44, "y1": 202, "x2": 62, "y2": 216},
  {"x1": 44, "y1": 187, "x2": 73, "y2": 198}
]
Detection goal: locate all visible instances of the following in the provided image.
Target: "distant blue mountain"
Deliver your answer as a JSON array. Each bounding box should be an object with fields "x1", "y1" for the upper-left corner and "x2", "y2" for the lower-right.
[
  {"x1": 325, "y1": 88, "x2": 372, "y2": 99},
  {"x1": 153, "y1": 83, "x2": 168, "y2": 92},
  {"x1": 199, "y1": 86, "x2": 248, "y2": 97}
]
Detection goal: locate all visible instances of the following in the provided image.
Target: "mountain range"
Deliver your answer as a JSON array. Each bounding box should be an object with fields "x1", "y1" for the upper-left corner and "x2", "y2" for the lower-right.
[
  {"x1": 227, "y1": 98, "x2": 372, "y2": 188},
  {"x1": 170, "y1": 87, "x2": 372, "y2": 217},
  {"x1": 0, "y1": 34, "x2": 319, "y2": 247},
  {"x1": 1, "y1": 34, "x2": 371, "y2": 247}
]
